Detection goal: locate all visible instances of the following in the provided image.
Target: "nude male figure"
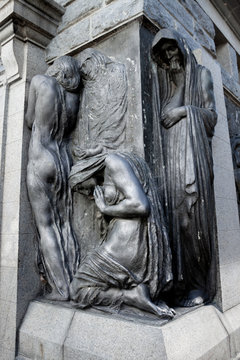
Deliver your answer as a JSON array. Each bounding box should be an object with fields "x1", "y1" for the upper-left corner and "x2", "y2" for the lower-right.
[{"x1": 26, "y1": 56, "x2": 81, "y2": 300}]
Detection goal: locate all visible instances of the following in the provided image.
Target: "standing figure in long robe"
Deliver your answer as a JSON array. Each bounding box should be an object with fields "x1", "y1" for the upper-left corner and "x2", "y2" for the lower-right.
[
  {"x1": 151, "y1": 29, "x2": 217, "y2": 306},
  {"x1": 26, "y1": 56, "x2": 81, "y2": 300}
]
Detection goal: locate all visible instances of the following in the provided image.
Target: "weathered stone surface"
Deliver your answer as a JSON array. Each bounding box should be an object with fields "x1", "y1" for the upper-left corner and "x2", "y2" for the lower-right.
[
  {"x1": 214, "y1": 196, "x2": 240, "y2": 232},
  {"x1": 0, "y1": 267, "x2": 17, "y2": 304},
  {"x1": 46, "y1": 18, "x2": 90, "y2": 60},
  {"x1": 0, "y1": 346, "x2": 16, "y2": 360},
  {"x1": 175, "y1": 22, "x2": 199, "y2": 51},
  {"x1": 194, "y1": 23, "x2": 216, "y2": 54},
  {"x1": 0, "y1": 234, "x2": 19, "y2": 267},
  {"x1": 213, "y1": 112, "x2": 230, "y2": 145},
  {"x1": 0, "y1": 0, "x2": 64, "y2": 44},
  {"x1": 163, "y1": 306, "x2": 229, "y2": 360},
  {"x1": 212, "y1": 133, "x2": 234, "y2": 168},
  {"x1": 0, "y1": 299, "x2": 17, "y2": 352},
  {"x1": 225, "y1": 94, "x2": 240, "y2": 139},
  {"x1": 179, "y1": 0, "x2": 215, "y2": 37},
  {"x1": 18, "y1": 302, "x2": 240, "y2": 360},
  {"x1": 217, "y1": 43, "x2": 238, "y2": 79},
  {"x1": 58, "y1": 0, "x2": 102, "y2": 32},
  {"x1": 91, "y1": 0, "x2": 143, "y2": 38},
  {"x1": 221, "y1": 67, "x2": 240, "y2": 101},
  {"x1": 218, "y1": 229, "x2": 240, "y2": 266},
  {"x1": 214, "y1": 164, "x2": 237, "y2": 202},
  {"x1": 18, "y1": 301, "x2": 75, "y2": 360},
  {"x1": 158, "y1": 0, "x2": 194, "y2": 35},
  {"x1": 144, "y1": 0, "x2": 175, "y2": 30},
  {"x1": 217, "y1": 304, "x2": 240, "y2": 359},
  {"x1": 228, "y1": 45, "x2": 239, "y2": 81},
  {"x1": 220, "y1": 261, "x2": 240, "y2": 311},
  {"x1": 54, "y1": 0, "x2": 70, "y2": 5},
  {"x1": 64, "y1": 311, "x2": 167, "y2": 360}
]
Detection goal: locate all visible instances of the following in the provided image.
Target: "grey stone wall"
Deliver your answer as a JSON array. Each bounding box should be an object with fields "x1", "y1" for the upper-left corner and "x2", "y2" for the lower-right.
[{"x1": 48, "y1": 0, "x2": 216, "y2": 61}]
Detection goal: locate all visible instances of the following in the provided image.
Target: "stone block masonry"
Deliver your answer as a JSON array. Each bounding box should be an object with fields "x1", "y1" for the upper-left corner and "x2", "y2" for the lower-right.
[{"x1": 48, "y1": 0, "x2": 216, "y2": 61}]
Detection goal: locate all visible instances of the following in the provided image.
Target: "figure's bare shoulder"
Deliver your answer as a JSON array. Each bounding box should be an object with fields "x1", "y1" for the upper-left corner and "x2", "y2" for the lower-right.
[{"x1": 31, "y1": 74, "x2": 57, "y2": 93}]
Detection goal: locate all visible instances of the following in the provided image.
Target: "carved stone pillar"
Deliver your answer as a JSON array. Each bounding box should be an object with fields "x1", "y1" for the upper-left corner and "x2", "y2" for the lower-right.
[{"x1": 0, "y1": 1, "x2": 64, "y2": 358}]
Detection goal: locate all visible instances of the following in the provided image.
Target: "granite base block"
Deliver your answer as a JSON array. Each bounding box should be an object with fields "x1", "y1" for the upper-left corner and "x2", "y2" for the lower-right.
[
  {"x1": 18, "y1": 302, "x2": 75, "y2": 360},
  {"x1": 17, "y1": 300, "x2": 240, "y2": 360}
]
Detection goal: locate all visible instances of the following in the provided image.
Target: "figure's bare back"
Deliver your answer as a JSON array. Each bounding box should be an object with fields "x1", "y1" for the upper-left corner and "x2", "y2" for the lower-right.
[{"x1": 32, "y1": 75, "x2": 62, "y2": 136}]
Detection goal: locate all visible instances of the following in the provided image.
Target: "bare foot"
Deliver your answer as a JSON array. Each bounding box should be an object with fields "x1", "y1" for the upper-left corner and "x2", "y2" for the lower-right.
[
  {"x1": 123, "y1": 284, "x2": 175, "y2": 319},
  {"x1": 175, "y1": 289, "x2": 206, "y2": 307}
]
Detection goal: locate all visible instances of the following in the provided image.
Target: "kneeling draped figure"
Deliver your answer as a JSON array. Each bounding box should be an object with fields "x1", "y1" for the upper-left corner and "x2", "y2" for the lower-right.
[{"x1": 70, "y1": 153, "x2": 175, "y2": 319}]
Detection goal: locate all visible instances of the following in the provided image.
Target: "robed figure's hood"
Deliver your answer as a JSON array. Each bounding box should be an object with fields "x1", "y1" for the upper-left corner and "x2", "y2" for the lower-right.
[
  {"x1": 151, "y1": 28, "x2": 202, "y2": 108},
  {"x1": 151, "y1": 28, "x2": 190, "y2": 70}
]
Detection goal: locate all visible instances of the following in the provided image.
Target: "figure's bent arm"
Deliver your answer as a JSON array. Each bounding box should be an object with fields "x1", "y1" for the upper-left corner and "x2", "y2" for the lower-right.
[
  {"x1": 98, "y1": 154, "x2": 150, "y2": 218},
  {"x1": 201, "y1": 68, "x2": 215, "y2": 111},
  {"x1": 201, "y1": 68, "x2": 217, "y2": 120},
  {"x1": 25, "y1": 75, "x2": 40, "y2": 129},
  {"x1": 198, "y1": 67, "x2": 217, "y2": 133}
]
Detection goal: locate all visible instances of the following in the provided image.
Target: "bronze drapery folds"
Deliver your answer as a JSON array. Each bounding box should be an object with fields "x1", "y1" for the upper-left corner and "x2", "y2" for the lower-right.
[{"x1": 151, "y1": 29, "x2": 217, "y2": 307}]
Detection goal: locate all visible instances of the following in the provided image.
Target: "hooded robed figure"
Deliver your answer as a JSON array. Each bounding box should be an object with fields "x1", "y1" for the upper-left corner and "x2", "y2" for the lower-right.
[{"x1": 151, "y1": 29, "x2": 217, "y2": 306}]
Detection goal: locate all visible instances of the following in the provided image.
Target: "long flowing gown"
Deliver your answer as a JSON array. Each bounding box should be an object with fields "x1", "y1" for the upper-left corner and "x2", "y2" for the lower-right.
[{"x1": 151, "y1": 29, "x2": 217, "y2": 300}]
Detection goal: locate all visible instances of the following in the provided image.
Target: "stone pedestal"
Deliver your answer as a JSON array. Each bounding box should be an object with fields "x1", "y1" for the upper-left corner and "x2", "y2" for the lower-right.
[{"x1": 17, "y1": 300, "x2": 240, "y2": 360}]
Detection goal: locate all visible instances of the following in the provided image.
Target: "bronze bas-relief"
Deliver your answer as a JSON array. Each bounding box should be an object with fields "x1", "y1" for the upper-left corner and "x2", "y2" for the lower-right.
[{"x1": 26, "y1": 33, "x2": 217, "y2": 318}]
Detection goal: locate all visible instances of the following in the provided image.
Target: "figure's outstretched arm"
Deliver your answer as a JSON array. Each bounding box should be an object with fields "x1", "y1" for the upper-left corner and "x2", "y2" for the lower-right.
[{"x1": 94, "y1": 154, "x2": 150, "y2": 218}]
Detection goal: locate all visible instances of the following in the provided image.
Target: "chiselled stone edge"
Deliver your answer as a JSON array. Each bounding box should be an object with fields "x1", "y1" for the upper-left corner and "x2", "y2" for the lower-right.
[
  {"x1": 221, "y1": 66, "x2": 240, "y2": 102},
  {"x1": 0, "y1": 0, "x2": 65, "y2": 47},
  {"x1": 17, "y1": 301, "x2": 240, "y2": 360},
  {"x1": 0, "y1": 0, "x2": 65, "y2": 83}
]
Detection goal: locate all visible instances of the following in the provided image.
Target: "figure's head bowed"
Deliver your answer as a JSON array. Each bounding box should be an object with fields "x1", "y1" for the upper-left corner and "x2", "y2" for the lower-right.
[{"x1": 46, "y1": 56, "x2": 81, "y2": 91}]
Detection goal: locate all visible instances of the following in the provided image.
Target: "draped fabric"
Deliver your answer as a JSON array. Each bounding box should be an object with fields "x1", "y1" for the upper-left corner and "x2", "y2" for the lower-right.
[
  {"x1": 70, "y1": 153, "x2": 173, "y2": 309},
  {"x1": 28, "y1": 83, "x2": 80, "y2": 295},
  {"x1": 151, "y1": 29, "x2": 217, "y2": 300},
  {"x1": 69, "y1": 153, "x2": 106, "y2": 188},
  {"x1": 70, "y1": 49, "x2": 128, "y2": 187},
  {"x1": 78, "y1": 57, "x2": 127, "y2": 150}
]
